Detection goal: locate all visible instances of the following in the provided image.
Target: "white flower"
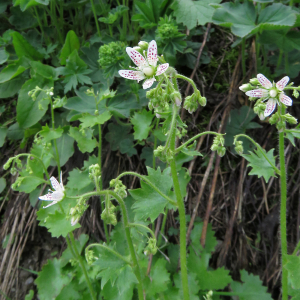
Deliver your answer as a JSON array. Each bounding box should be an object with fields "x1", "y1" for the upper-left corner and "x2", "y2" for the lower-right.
[
  {"x1": 118, "y1": 40, "x2": 169, "y2": 90},
  {"x1": 245, "y1": 74, "x2": 292, "y2": 118},
  {"x1": 39, "y1": 172, "x2": 65, "y2": 208}
]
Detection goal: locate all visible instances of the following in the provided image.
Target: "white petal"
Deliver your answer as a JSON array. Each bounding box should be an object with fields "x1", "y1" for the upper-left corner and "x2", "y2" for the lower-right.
[
  {"x1": 257, "y1": 74, "x2": 272, "y2": 89},
  {"x1": 119, "y1": 70, "x2": 145, "y2": 82},
  {"x1": 264, "y1": 98, "x2": 277, "y2": 117},
  {"x1": 43, "y1": 201, "x2": 58, "y2": 209},
  {"x1": 39, "y1": 193, "x2": 53, "y2": 201},
  {"x1": 156, "y1": 63, "x2": 169, "y2": 76},
  {"x1": 51, "y1": 191, "x2": 64, "y2": 201},
  {"x1": 276, "y1": 76, "x2": 289, "y2": 91},
  {"x1": 143, "y1": 78, "x2": 155, "y2": 89},
  {"x1": 126, "y1": 47, "x2": 147, "y2": 68},
  {"x1": 245, "y1": 89, "x2": 268, "y2": 98},
  {"x1": 147, "y1": 40, "x2": 158, "y2": 67},
  {"x1": 279, "y1": 93, "x2": 292, "y2": 106},
  {"x1": 50, "y1": 176, "x2": 62, "y2": 192}
]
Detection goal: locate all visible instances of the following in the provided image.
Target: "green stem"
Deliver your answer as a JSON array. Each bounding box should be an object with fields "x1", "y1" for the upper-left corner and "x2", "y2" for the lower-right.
[
  {"x1": 49, "y1": 96, "x2": 61, "y2": 176},
  {"x1": 153, "y1": 119, "x2": 159, "y2": 169},
  {"x1": 107, "y1": 191, "x2": 144, "y2": 300},
  {"x1": 90, "y1": 0, "x2": 101, "y2": 36},
  {"x1": 128, "y1": 223, "x2": 156, "y2": 239},
  {"x1": 279, "y1": 106, "x2": 288, "y2": 300},
  {"x1": 69, "y1": 232, "x2": 97, "y2": 300},
  {"x1": 115, "y1": 172, "x2": 177, "y2": 206},
  {"x1": 234, "y1": 134, "x2": 280, "y2": 175},
  {"x1": 241, "y1": 38, "x2": 246, "y2": 78},
  {"x1": 176, "y1": 74, "x2": 198, "y2": 93},
  {"x1": 86, "y1": 243, "x2": 131, "y2": 264},
  {"x1": 169, "y1": 104, "x2": 190, "y2": 300},
  {"x1": 176, "y1": 131, "x2": 220, "y2": 153}
]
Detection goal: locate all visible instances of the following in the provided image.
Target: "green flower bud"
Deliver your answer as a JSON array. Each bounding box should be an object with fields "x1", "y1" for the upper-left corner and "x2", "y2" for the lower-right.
[
  {"x1": 3, "y1": 157, "x2": 14, "y2": 170},
  {"x1": 217, "y1": 146, "x2": 226, "y2": 157},
  {"x1": 85, "y1": 249, "x2": 98, "y2": 266},
  {"x1": 239, "y1": 83, "x2": 253, "y2": 92},
  {"x1": 269, "y1": 112, "x2": 279, "y2": 125},
  {"x1": 144, "y1": 238, "x2": 158, "y2": 256},
  {"x1": 293, "y1": 89, "x2": 299, "y2": 98},
  {"x1": 250, "y1": 78, "x2": 260, "y2": 85},
  {"x1": 234, "y1": 141, "x2": 244, "y2": 155},
  {"x1": 198, "y1": 96, "x2": 207, "y2": 107},
  {"x1": 138, "y1": 41, "x2": 149, "y2": 51},
  {"x1": 210, "y1": 144, "x2": 218, "y2": 152},
  {"x1": 183, "y1": 94, "x2": 198, "y2": 114},
  {"x1": 171, "y1": 91, "x2": 182, "y2": 106},
  {"x1": 101, "y1": 208, "x2": 117, "y2": 226},
  {"x1": 154, "y1": 146, "x2": 167, "y2": 162},
  {"x1": 133, "y1": 46, "x2": 143, "y2": 55},
  {"x1": 276, "y1": 120, "x2": 285, "y2": 132},
  {"x1": 284, "y1": 113, "x2": 298, "y2": 125}
]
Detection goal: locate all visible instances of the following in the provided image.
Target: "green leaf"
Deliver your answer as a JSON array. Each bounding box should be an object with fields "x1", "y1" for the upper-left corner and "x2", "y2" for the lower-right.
[
  {"x1": 9, "y1": 6, "x2": 37, "y2": 30},
  {"x1": 14, "y1": 0, "x2": 49, "y2": 11},
  {"x1": 213, "y1": 2, "x2": 296, "y2": 38},
  {"x1": 0, "y1": 57, "x2": 30, "y2": 83},
  {"x1": 59, "y1": 30, "x2": 80, "y2": 65},
  {"x1": 0, "y1": 77, "x2": 25, "y2": 98},
  {"x1": 14, "y1": 176, "x2": 45, "y2": 193},
  {"x1": 0, "y1": 48, "x2": 9, "y2": 64},
  {"x1": 58, "y1": 50, "x2": 92, "y2": 93},
  {"x1": 129, "y1": 167, "x2": 173, "y2": 222},
  {"x1": 53, "y1": 128, "x2": 75, "y2": 167},
  {"x1": 79, "y1": 111, "x2": 112, "y2": 129},
  {"x1": 241, "y1": 148, "x2": 276, "y2": 183},
  {"x1": 172, "y1": 0, "x2": 222, "y2": 30},
  {"x1": 105, "y1": 123, "x2": 137, "y2": 157},
  {"x1": 174, "y1": 271, "x2": 200, "y2": 300},
  {"x1": 0, "y1": 177, "x2": 6, "y2": 194},
  {"x1": 102, "y1": 281, "x2": 134, "y2": 300},
  {"x1": 37, "y1": 208, "x2": 80, "y2": 238},
  {"x1": 231, "y1": 270, "x2": 272, "y2": 300},
  {"x1": 146, "y1": 259, "x2": 170, "y2": 295},
  {"x1": 225, "y1": 106, "x2": 261, "y2": 152},
  {"x1": 17, "y1": 77, "x2": 53, "y2": 128},
  {"x1": 24, "y1": 290, "x2": 34, "y2": 300},
  {"x1": 30, "y1": 61, "x2": 58, "y2": 79},
  {"x1": 94, "y1": 244, "x2": 138, "y2": 292},
  {"x1": 39, "y1": 125, "x2": 64, "y2": 143},
  {"x1": 69, "y1": 126, "x2": 97, "y2": 153},
  {"x1": 12, "y1": 31, "x2": 43, "y2": 61},
  {"x1": 35, "y1": 258, "x2": 73, "y2": 300},
  {"x1": 284, "y1": 255, "x2": 300, "y2": 289},
  {"x1": 131, "y1": 109, "x2": 154, "y2": 140},
  {"x1": 0, "y1": 127, "x2": 7, "y2": 147}
]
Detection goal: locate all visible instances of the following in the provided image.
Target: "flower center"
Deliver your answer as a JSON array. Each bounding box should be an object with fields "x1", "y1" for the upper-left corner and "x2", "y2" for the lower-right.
[
  {"x1": 143, "y1": 67, "x2": 155, "y2": 76},
  {"x1": 269, "y1": 89, "x2": 277, "y2": 98}
]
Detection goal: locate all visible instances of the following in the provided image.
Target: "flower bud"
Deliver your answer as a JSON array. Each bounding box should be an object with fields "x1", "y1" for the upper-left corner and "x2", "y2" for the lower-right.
[
  {"x1": 138, "y1": 41, "x2": 149, "y2": 51},
  {"x1": 239, "y1": 83, "x2": 253, "y2": 92},
  {"x1": 3, "y1": 157, "x2": 14, "y2": 170},
  {"x1": 284, "y1": 113, "x2": 298, "y2": 125},
  {"x1": 133, "y1": 46, "x2": 143, "y2": 55},
  {"x1": 250, "y1": 78, "x2": 260, "y2": 85},
  {"x1": 269, "y1": 112, "x2": 279, "y2": 125},
  {"x1": 276, "y1": 120, "x2": 285, "y2": 132},
  {"x1": 144, "y1": 238, "x2": 158, "y2": 256},
  {"x1": 198, "y1": 96, "x2": 207, "y2": 107},
  {"x1": 234, "y1": 141, "x2": 244, "y2": 155},
  {"x1": 293, "y1": 89, "x2": 299, "y2": 99},
  {"x1": 171, "y1": 92, "x2": 182, "y2": 106},
  {"x1": 217, "y1": 146, "x2": 226, "y2": 157}
]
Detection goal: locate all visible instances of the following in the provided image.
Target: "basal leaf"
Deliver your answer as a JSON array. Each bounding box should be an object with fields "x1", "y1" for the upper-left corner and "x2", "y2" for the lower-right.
[
  {"x1": 231, "y1": 270, "x2": 272, "y2": 300},
  {"x1": 12, "y1": 31, "x2": 43, "y2": 61},
  {"x1": 0, "y1": 57, "x2": 30, "y2": 83},
  {"x1": 0, "y1": 48, "x2": 9, "y2": 64},
  {"x1": 17, "y1": 77, "x2": 53, "y2": 128},
  {"x1": 129, "y1": 167, "x2": 173, "y2": 222},
  {"x1": 30, "y1": 61, "x2": 58, "y2": 80},
  {"x1": 241, "y1": 148, "x2": 276, "y2": 183},
  {"x1": 35, "y1": 258, "x2": 73, "y2": 300},
  {"x1": 131, "y1": 109, "x2": 154, "y2": 140},
  {"x1": 60, "y1": 30, "x2": 80, "y2": 65},
  {"x1": 0, "y1": 77, "x2": 25, "y2": 98},
  {"x1": 171, "y1": 0, "x2": 222, "y2": 30}
]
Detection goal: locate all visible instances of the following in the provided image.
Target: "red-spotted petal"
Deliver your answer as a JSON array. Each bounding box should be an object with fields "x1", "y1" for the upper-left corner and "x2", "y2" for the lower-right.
[
  {"x1": 39, "y1": 193, "x2": 53, "y2": 201},
  {"x1": 143, "y1": 78, "x2": 155, "y2": 89},
  {"x1": 156, "y1": 63, "x2": 169, "y2": 76},
  {"x1": 279, "y1": 93, "x2": 292, "y2": 106},
  {"x1": 147, "y1": 40, "x2": 158, "y2": 67},
  {"x1": 245, "y1": 89, "x2": 268, "y2": 98},
  {"x1": 50, "y1": 176, "x2": 62, "y2": 192},
  {"x1": 126, "y1": 47, "x2": 147, "y2": 68},
  {"x1": 43, "y1": 201, "x2": 58, "y2": 208},
  {"x1": 257, "y1": 74, "x2": 272, "y2": 89},
  {"x1": 276, "y1": 76, "x2": 289, "y2": 91},
  {"x1": 264, "y1": 98, "x2": 277, "y2": 117},
  {"x1": 119, "y1": 70, "x2": 145, "y2": 82}
]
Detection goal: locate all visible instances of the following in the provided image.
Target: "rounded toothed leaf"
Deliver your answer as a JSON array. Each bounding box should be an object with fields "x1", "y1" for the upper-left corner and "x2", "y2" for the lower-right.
[
  {"x1": 276, "y1": 76, "x2": 289, "y2": 91},
  {"x1": 143, "y1": 78, "x2": 155, "y2": 89},
  {"x1": 126, "y1": 47, "x2": 147, "y2": 68},
  {"x1": 147, "y1": 40, "x2": 158, "y2": 67},
  {"x1": 280, "y1": 94, "x2": 292, "y2": 106},
  {"x1": 156, "y1": 63, "x2": 169, "y2": 76},
  {"x1": 119, "y1": 70, "x2": 145, "y2": 81},
  {"x1": 257, "y1": 74, "x2": 272, "y2": 89},
  {"x1": 264, "y1": 98, "x2": 277, "y2": 117},
  {"x1": 245, "y1": 89, "x2": 267, "y2": 98}
]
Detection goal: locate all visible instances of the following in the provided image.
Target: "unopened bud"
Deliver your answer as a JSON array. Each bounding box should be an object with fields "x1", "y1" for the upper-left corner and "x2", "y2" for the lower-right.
[
  {"x1": 234, "y1": 141, "x2": 243, "y2": 155},
  {"x1": 285, "y1": 113, "x2": 298, "y2": 125},
  {"x1": 250, "y1": 78, "x2": 260, "y2": 85},
  {"x1": 138, "y1": 41, "x2": 149, "y2": 51},
  {"x1": 198, "y1": 96, "x2": 207, "y2": 107},
  {"x1": 239, "y1": 83, "x2": 253, "y2": 92}
]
